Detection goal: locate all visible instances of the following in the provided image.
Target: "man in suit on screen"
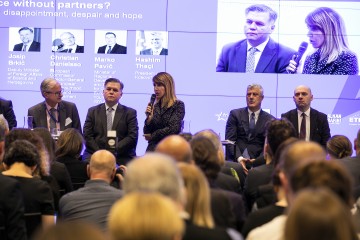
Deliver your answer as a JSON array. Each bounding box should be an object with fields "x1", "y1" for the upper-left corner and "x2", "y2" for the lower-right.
[
  {"x1": 216, "y1": 4, "x2": 295, "y2": 73},
  {"x1": 27, "y1": 78, "x2": 82, "y2": 133},
  {"x1": 97, "y1": 32, "x2": 127, "y2": 54},
  {"x1": 140, "y1": 31, "x2": 168, "y2": 55},
  {"x1": 54, "y1": 32, "x2": 84, "y2": 53},
  {"x1": 0, "y1": 98, "x2": 17, "y2": 130},
  {"x1": 83, "y1": 78, "x2": 138, "y2": 165},
  {"x1": 13, "y1": 27, "x2": 40, "y2": 52},
  {"x1": 281, "y1": 85, "x2": 331, "y2": 148}
]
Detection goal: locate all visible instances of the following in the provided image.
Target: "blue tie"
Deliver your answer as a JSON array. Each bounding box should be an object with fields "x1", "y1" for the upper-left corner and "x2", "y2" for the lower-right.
[{"x1": 249, "y1": 112, "x2": 255, "y2": 135}]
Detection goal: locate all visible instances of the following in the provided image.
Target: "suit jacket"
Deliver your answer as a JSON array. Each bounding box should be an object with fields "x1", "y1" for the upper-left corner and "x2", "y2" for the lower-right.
[
  {"x1": 143, "y1": 100, "x2": 185, "y2": 151},
  {"x1": 27, "y1": 100, "x2": 82, "y2": 133},
  {"x1": 83, "y1": 103, "x2": 138, "y2": 164},
  {"x1": 0, "y1": 174, "x2": 27, "y2": 240},
  {"x1": 216, "y1": 38, "x2": 295, "y2": 73},
  {"x1": 13, "y1": 41, "x2": 41, "y2": 52},
  {"x1": 338, "y1": 155, "x2": 360, "y2": 187},
  {"x1": 60, "y1": 45, "x2": 84, "y2": 53},
  {"x1": 97, "y1": 43, "x2": 127, "y2": 54},
  {"x1": 281, "y1": 108, "x2": 331, "y2": 148},
  {"x1": 0, "y1": 98, "x2": 17, "y2": 130},
  {"x1": 140, "y1": 48, "x2": 168, "y2": 55},
  {"x1": 225, "y1": 107, "x2": 274, "y2": 160}
]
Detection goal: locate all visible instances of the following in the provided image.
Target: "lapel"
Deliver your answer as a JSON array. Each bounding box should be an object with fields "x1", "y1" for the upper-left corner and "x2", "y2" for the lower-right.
[
  {"x1": 241, "y1": 108, "x2": 250, "y2": 136},
  {"x1": 309, "y1": 108, "x2": 317, "y2": 139},
  {"x1": 235, "y1": 41, "x2": 248, "y2": 72},
  {"x1": 39, "y1": 102, "x2": 48, "y2": 128},
  {"x1": 100, "y1": 104, "x2": 108, "y2": 133},
  {"x1": 291, "y1": 109, "x2": 300, "y2": 138},
  {"x1": 112, "y1": 104, "x2": 122, "y2": 130},
  {"x1": 256, "y1": 39, "x2": 276, "y2": 73},
  {"x1": 58, "y1": 102, "x2": 66, "y2": 130}
]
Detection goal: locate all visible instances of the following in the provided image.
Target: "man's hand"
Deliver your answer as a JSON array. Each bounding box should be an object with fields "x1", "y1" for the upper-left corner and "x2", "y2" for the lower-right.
[{"x1": 237, "y1": 157, "x2": 255, "y2": 175}]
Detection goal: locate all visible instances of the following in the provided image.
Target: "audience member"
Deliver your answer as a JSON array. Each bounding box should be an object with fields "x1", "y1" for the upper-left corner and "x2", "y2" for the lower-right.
[
  {"x1": 281, "y1": 85, "x2": 331, "y2": 148},
  {"x1": 28, "y1": 78, "x2": 82, "y2": 133},
  {"x1": 216, "y1": 4, "x2": 295, "y2": 72},
  {"x1": 13, "y1": 27, "x2": 40, "y2": 52},
  {"x1": 56, "y1": 128, "x2": 88, "y2": 188},
  {"x1": 83, "y1": 77, "x2": 138, "y2": 165},
  {"x1": 2, "y1": 140, "x2": 55, "y2": 239},
  {"x1": 59, "y1": 150, "x2": 123, "y2": 231},
  {"x1": 327, "y1": 134, "x2": 353, "y2": 160},
  {"x1": 144, "y1": 72, "x2": 185, "y2": 151},
  {"x1": 109, "y1": 192, "x2": 184, "y2": 240},
  {"x1": 155, "y1": 135, "x2": 193, "y2": 163},
  {"x1": 0, "y1": 97, "x2": 17, "y2": 130},
  {"x1": 0, "y1": 115, "x2": 9, "y2": 171},
  {"x1": 97, "y1": 32, "x2": 127, "y2": 54}
]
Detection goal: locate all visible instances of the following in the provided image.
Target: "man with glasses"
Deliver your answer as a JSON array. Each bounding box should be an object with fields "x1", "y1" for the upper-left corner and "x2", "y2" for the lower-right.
[
  {"x1": 56, "y1": 32, "x2": 84, "y2": 53},
  {"x1": 28, "y1": 77, "x2": 82, "y2": 133},
  {"x1": 140, "y1": 31, "x2": 168, "y2": 55},
  {"x1": 83, "y1": 78, "x2": 138, "y2": 165}
]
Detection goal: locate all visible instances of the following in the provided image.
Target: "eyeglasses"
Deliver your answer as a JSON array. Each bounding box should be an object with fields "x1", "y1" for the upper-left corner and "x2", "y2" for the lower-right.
[{"x1": 46, "y1": 90, "x2": 63, "y2": 96}]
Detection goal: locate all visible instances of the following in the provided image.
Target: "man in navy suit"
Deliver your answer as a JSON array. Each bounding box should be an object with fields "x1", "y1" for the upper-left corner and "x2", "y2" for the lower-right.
[
  {"x1": 13, "y1": 27, "x2": 40, "y2": 52},
  {"x1": 216, "y1": 4, "x2": 295, "y2": 73},
  {"x1": 83, "y1": 78, "x2": 138, "y2": 165},
  {"x1": 97, "y1": 32, "x2": 127, "y2": 54},
  {"x1": 0, "y1": 98, "x2": 17, "y2": 130},
  {"x1": 225, "y1": 84, "x2": 274, "y2": 162},
  {"x1": 28, "y1": 78, "x2": 82, "y2": 133},
  {"x1": 281, "y1": 85, "x2": 331, "y2": 148},
  {"x1": 140, "y1": 31, "x2": 168, "y2": 55}
]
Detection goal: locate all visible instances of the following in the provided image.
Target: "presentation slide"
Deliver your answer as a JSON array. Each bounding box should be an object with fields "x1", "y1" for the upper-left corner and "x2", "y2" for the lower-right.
[{"x1": 0, "y1": 0, "x2": 359, "y2": 156}]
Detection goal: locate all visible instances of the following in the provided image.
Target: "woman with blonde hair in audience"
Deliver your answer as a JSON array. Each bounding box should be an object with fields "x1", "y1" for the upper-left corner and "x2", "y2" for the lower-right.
[
  {"x1": 178, "y1": 162, "x2": 214, "y2": 228},
  {"x1": 108, "y1": 191, "x2": 184, "y2": 240},
  {"x1": 285, "y1": 188, "x2": 358, "y2": 240},
  {"x1": 326, "y1": 134, "x2": 353, "y2": 160}
]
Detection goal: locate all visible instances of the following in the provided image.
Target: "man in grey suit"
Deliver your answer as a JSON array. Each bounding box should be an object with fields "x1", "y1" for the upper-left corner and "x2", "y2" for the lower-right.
[
  {"x1": 28, "y1": 78, "x2": 82, "y2": 133},
  {"x1": 83, "y1": 78, "x2": 138, "y2": 165},
  {"x1": 281, "y1": 85, "x2": 331, "y2": 148},
  {"x1": 225, "y1": 84, "x2": 274, "y2": 162}
]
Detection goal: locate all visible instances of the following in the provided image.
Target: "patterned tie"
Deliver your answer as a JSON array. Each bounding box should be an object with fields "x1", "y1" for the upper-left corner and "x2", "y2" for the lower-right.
[
  {"x1": 22, "y1": 45, "x2": 27, "y2": 52},
  {"x1": 107, "y1": 46, "x2": 112, "y2": 54},
  {"x1": 245, "y1": 47, "x2": 257, "y2": 73},
  {"x1": 107, "y1": 107, "x2": 113, "y2": 131},
  {"x1": 49, "y1": 108, "x2": 57, "y2": 130},
  {"x1": 299, "y1": 112, "x2": 306, "y2": 140}
]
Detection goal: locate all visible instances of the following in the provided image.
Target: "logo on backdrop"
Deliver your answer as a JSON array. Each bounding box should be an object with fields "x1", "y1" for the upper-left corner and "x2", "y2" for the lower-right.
[
  {"x1": 328, "y1": 114, "x2": 342, "y2": 125},
  {"x1": 349, "y1": 114, "x2": 360, "y2": 126},
  {"x1": 215, "y1": 112, "x2": 228, "y2": 121}
]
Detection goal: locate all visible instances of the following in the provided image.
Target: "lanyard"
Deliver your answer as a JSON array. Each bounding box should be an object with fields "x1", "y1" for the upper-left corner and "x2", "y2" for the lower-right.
[{"x1": 46, "y1": 106, "x2": 60, "y2": 123}]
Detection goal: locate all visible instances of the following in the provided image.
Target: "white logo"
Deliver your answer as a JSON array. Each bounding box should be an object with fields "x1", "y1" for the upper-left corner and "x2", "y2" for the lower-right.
[
  {"x1": 215, "y1": 112, "x2": 228, "y2": 121},
  {"x1": 327, "y1": 114, "x2": 342, "y2": 125},
  {"x1": 349, "y1": 114, "x2": 360, "y2": 126}
]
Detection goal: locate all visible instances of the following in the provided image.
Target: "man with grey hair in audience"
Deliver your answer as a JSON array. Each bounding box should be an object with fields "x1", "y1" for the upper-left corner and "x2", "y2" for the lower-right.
[{"x1": 123, "y1": 153, "x2": 244, "y2": 240}]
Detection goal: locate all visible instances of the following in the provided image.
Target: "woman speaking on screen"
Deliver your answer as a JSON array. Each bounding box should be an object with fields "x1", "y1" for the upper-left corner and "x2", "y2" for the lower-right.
[
  {"x1": 287, "y1": 7, "x2": 358, "y2": 75},
  {"x1": 143, "y1": 72, "x2": 185, "y2": 152}
]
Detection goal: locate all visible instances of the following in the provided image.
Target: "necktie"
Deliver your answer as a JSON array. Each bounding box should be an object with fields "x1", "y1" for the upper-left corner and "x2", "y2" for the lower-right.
[
  {"x1": 67, "y1": 48, "x2": 72, "y2": 53},
  {"x1": 22, "y1": 45, "x2": 27, "y2": 51},
  {"x1": 299, "y1": 112, "x2": 306, "y2": 140},
  {"x1": 246, "y1": 47, "x2": 257, "y2": 73},
  {"x1": 107, "y1": 46, "x2": 112, "y2": 54},
  {"x1": 107, "y1": 107, "x2": 113, "y2": 131},
  {"x1": 249, "y1": 112, "x2": 255, "y2": 132},
  {"x1": 49, "y1": 108, "x2": 57, "y2": 130}
]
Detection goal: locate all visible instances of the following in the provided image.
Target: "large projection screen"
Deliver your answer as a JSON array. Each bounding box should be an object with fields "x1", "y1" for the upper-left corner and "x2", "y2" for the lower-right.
[{"x1": 0, "y1": 0, "x2": 359, "y2": 156}]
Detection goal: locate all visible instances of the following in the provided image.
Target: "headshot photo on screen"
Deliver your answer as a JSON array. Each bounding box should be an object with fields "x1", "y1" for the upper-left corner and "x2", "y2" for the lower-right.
[
  {"x1": 11, "y1": 27, "x2": 41, "y2": 52},
  {"x1": 216, "y1": 0, "x2": 360, "y2": 75},
  {"x1": 52, "y1": 29, "x2": 84, "y2": 53},
  {"x1": 137, "y1": 31, "x2": 168, "y2": 56},
  {"x1": 95, "y1": 30, "x2": 127, "y2": 54}
]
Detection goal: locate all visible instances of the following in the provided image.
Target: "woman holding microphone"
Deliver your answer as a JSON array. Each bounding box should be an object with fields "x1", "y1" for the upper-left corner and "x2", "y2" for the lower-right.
[{"x1": 144, "y1": 72, "x2": 185, "y2": 151}]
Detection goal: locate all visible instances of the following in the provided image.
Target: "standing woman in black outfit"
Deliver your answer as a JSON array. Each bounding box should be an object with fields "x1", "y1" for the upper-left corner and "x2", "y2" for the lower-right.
[{"x1": 143, "y1": 72, "x2": 185, "y2": 152}]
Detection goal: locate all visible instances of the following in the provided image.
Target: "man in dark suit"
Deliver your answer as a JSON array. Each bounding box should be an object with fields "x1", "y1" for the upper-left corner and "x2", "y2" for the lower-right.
[
  {"x1": 55, "y1": 32, "x2": 84, "y2": 53},
  {"x1": 97, "y1": 32, "x2": 127, "y2": 54},
  {"x1": 140, "y1": 31, "x2": 168, "y2": 55},
  {"x1": 0, "y1": 98, "x2": 17, "y2": 130},
  {"x1": 13, "y1": 27, "x2": 40, "y2": 52},
  {"x1": 226, "y1": 84, "x2": 274, "y2": 162},
  {"x1": 83, "y1": 78, "x2": 138, "y2": 165},
  {"x1": 216, "y1": 4, "x2": 295, "y2": 73},
  {"x1": 28, "y1": 78, "x2": 82, "y2": 133},
  {"x1": 281, "y1": 85, "x2": 331, "y2": 148}
]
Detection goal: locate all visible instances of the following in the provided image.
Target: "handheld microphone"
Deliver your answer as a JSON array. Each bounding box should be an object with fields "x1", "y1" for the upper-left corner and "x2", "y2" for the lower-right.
[
  {"x1": 293, "y1": 41, "x2": 308, "y2": 65},
  {"x1": 146, "y1": 94, "x2": 156, "y2": 117}
]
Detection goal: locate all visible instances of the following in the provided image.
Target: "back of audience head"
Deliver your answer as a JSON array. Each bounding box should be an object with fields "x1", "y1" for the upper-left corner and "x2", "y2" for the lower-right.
[
  {"x1": 179, "y1": 132, "x2": 193, "y2": 142},
  {"x1": 55, "y1": 128, "x2": 84, "y2": 159},
  {"x1": 0, "y1": 115, "x2": 8, "y2": 164},
  {"x1": 123, "y1": 153, "x2": 185, "y2": 207},
  {"x1": 33, "y1": 127, "x2": 56, "y2": 162},
  {"x1": 109, "y1": 192, "x2": 184, "y2": 240},
  {"x1": 88, "y1": 150, "x2": 116, "y2": 183},
  {"x1": 178, "y1": 162, "x2": 214, "y2": 228},
  {"x1": 265, "y1": 118, "x2": 296, "y2": 161},
  {"x1": 3, "y1": 139, "x2": 40, "y2": 170},
  {"x1": 194, "y1": 129, "x2": 225, "y2": 165},
  {"x1": 285, "y1": 188, "x2": 358, "y2": 240},
  {"x1": 326, "y1": 134, "x2": 353, "y2": 160},
  {"x1": 5, "y1": 128, "x2": 49, "y2": 176},
  {"x1": 33, "y1": 221, "x2": 107, "y2": 240},
  {"x1": 190, "y1": 135, "x2": 221, "y2": 180},
  {"x1": 155, "y1": 135, "x2": 193, "y2": 163},
  {"x1": 355, "y1": 128, "x2": 360, "y2": 156},
  {"x1": 289, "y1": 160, "x2": 353, "y2": 207}
]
